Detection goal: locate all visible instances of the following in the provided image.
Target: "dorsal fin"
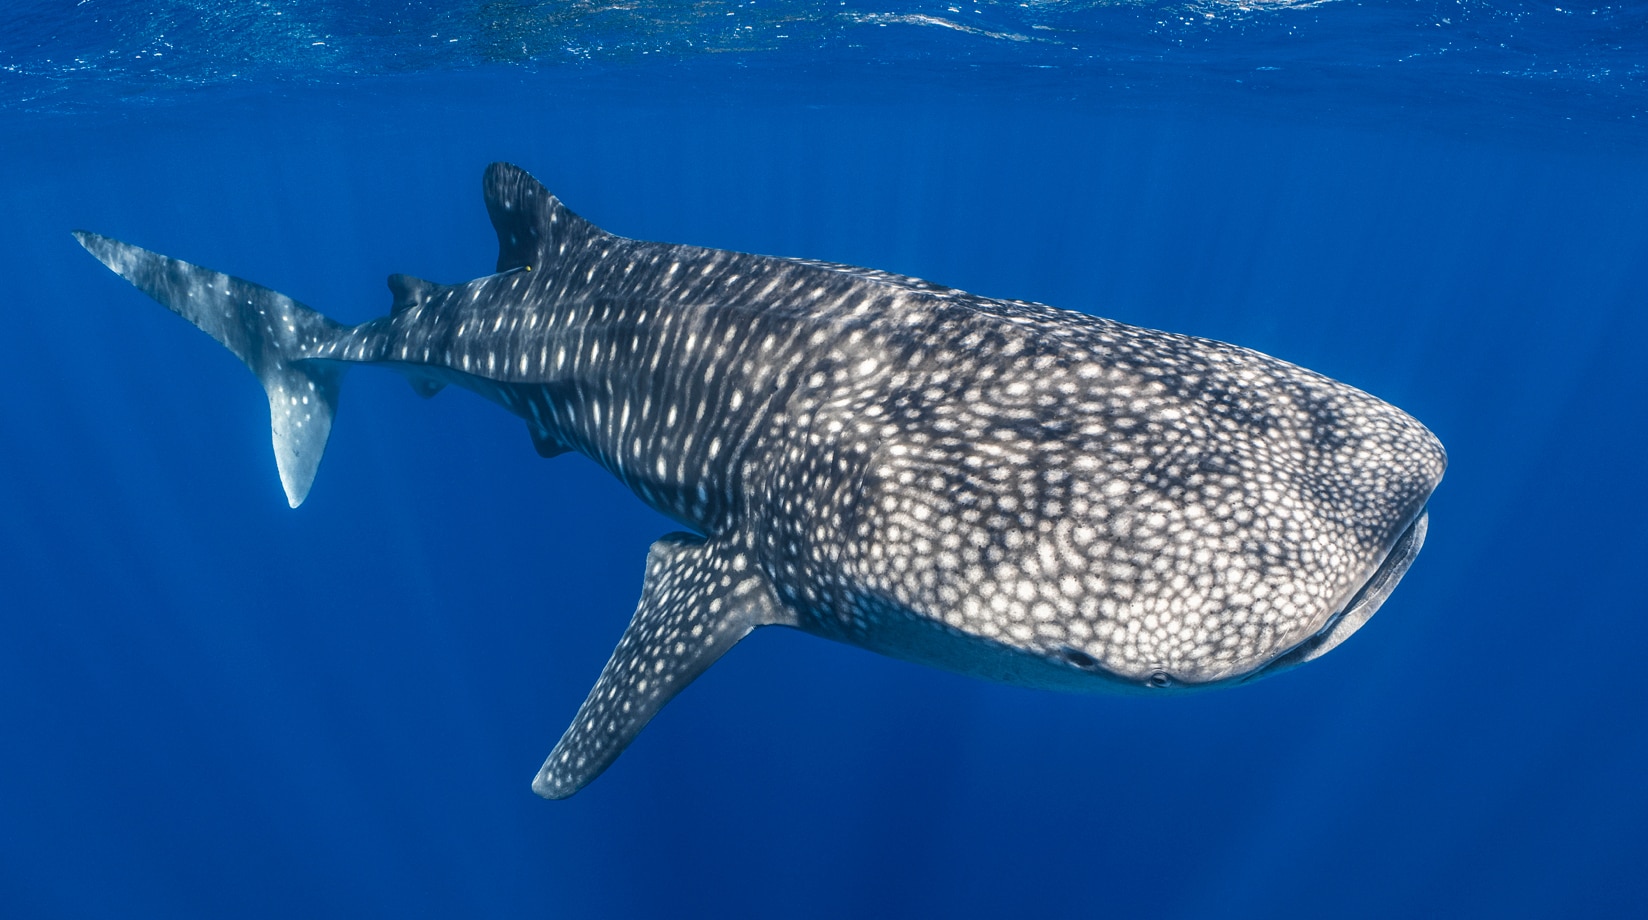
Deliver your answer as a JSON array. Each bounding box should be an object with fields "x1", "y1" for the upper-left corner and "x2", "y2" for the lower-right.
[
  {"x1": 483, "y1": 162, "x2": 606, "y2": 274},
  {"x1": 386, "y1": 275, "x2": 447, "y2": 398},
  {"x1": 387, "y1": 273, "x2": 443, "y2": 316}
]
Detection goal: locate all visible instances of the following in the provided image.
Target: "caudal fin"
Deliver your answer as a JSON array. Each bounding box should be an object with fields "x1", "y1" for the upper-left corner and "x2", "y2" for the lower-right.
[{"x1": 73, "y1": 231, "x2": 346, "y2": 507}]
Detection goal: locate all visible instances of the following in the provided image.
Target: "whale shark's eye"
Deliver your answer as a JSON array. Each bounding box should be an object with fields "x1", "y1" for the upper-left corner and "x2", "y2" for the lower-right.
[
  {"x1": 1147, "y1": 670, "x2": 1173, "y2": 689},
  {"x1": 1057, "y1": 646, "x2": 1098, "y2": 670}
]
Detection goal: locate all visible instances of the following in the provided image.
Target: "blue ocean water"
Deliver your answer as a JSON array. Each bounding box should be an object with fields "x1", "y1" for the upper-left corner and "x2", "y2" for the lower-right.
[{"x1": 3, "y1": 2, "x2": 1646, "y2": 917}]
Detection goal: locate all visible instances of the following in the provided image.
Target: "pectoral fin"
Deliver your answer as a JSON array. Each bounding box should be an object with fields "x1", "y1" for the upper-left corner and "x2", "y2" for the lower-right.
[{"x1": 533, "y1": 534, "x2": 788, "y2": 799}]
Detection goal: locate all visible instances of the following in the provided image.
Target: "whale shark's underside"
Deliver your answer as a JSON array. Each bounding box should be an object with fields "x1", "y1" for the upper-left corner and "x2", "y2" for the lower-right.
[{"x1": 76, "y1": 163, "x2": 1446, "y2": 798}]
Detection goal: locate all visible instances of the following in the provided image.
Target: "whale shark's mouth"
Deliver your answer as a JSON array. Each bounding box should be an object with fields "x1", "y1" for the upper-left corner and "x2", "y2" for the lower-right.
[{"x1": 1243, "y1": 506, "x2": 1431, "y2": 682}]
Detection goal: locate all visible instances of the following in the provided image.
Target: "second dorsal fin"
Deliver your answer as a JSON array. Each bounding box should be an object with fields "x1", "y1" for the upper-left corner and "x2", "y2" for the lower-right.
[
  {"x1": 387, "y1": 273, "x2": 443, "y2": 316},
  {"x1": 386, "y1": 274, "x2": 447, "y2": 398}
]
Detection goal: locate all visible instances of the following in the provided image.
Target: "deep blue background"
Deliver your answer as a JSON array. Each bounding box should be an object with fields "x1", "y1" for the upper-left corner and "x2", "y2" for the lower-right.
[{"x1": 3, "y1": 27, "x2": 1646, "y2": 920}]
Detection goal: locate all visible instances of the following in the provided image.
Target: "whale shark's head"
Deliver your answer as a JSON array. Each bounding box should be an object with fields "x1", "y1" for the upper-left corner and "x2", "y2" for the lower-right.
[
  {"x1": 834, "y1": 322, "x2": 1448, "y2": 696},
  {"x1": 1030, "y1": 377, "x2": 1449, "y2": 694}
]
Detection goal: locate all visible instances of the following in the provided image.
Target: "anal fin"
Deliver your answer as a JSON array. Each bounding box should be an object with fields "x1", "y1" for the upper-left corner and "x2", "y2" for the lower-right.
[
  {"x1": 533, "y1": 534, "x2": 788, "y2": 799},
  {"x1": 529, "y1": 424, "x2": 569, "y2": 458}
]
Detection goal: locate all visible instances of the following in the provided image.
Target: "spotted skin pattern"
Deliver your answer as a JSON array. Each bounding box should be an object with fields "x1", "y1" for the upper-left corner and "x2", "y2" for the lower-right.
[{"x1": 76, "y1": 163, "x2": 1445, "y2": 799}]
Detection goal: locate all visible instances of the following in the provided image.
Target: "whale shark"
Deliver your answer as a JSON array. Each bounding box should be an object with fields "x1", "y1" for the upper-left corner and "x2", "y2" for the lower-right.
[{"x1": 76, "y1": 163, "x2": 1446, "y2": 798}]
